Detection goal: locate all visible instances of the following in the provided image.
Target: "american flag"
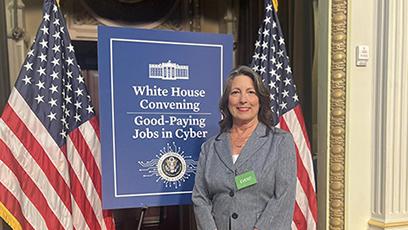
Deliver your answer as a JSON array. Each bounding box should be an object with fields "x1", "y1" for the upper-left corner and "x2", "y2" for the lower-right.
[
  {"x1": 250, "y1": 1, "x2": 318, "y2": 229},
  {"x1": 0, "y1": 0, "x2": 115, "y2": 229}
]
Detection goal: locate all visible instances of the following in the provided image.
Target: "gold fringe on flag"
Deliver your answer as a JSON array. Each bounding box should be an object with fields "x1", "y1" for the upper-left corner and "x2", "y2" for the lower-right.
[{"x1": 0, "y1": 202, "x2": 22, "y2": 230}]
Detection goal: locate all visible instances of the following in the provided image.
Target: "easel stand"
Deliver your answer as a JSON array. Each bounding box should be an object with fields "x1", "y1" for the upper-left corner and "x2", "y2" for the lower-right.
[{"x1": 137, "y1": 207, "x2": 148, "y2": 230}]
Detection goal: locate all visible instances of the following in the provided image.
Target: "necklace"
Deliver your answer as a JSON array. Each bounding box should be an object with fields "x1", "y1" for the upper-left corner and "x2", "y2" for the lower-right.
[
  {"x1": 231, "y1": 130, "x2": 252, "y2": 148},
  {"x1": 230, "y1": 122, "x2": 258, "y2": 151},
  {"x1": 234, "y1": 142, "x2": 244, "y2": 148}
]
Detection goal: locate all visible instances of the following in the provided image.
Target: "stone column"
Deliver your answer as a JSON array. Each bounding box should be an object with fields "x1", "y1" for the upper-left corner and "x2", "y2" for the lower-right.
[{"x1": 370, "y1": 0, "x2": 408, "y2": 229}]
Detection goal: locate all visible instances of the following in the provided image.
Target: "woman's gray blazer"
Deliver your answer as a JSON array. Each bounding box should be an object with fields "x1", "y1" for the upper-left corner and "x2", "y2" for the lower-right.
[{"x1": 192, "y1": 123, "x2": 296, "y2": 230}]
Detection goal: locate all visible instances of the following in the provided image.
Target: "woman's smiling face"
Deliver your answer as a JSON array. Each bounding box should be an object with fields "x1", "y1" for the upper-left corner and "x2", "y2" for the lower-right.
[{"x1": 228, "y1": 75, "x2": 260, "y2": 125}]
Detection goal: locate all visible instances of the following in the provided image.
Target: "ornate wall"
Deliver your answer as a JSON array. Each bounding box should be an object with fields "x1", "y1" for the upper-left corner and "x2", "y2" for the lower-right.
[{"x1": 318, "y1": 0, "x2": 408, "y2": 229}]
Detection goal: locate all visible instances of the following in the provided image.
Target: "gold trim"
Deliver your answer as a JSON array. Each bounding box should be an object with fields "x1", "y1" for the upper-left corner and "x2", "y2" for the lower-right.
[
  {"x1": 329, "y1": 0, "x2": 347, "y2": 229},
  {"x1": 0, "y1": 202, "x2": 22, "y2": 230},
  {"x1": 368, "y1": 219, "x2": 408, "y2": 228},
  {"x1": 272, "y1": 0, "x2": 278, "y2": 12}
]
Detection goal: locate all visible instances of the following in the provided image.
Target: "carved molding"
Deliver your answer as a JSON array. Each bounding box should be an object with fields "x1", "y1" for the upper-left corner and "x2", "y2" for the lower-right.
[
  {"x1": 329, "y1": 0, "x2": 347, "y2": 229},
  {"x1": 368, "y1": 219, "x2": 408, "y2": 229}
]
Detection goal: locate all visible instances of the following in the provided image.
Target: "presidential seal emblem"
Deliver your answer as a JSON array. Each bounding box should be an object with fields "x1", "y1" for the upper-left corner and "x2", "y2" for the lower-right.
[
  {"x1": 157, "y1": 152, "x2": 186, "y2": 182},
  {"x1": 138, "y1": 142, "x2": 197, "y2": 188}
]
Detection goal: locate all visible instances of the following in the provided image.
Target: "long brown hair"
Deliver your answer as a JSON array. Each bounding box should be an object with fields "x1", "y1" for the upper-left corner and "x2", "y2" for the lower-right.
[{"x1": 219, "y1": 65, "x2": 273, "y2": 132}]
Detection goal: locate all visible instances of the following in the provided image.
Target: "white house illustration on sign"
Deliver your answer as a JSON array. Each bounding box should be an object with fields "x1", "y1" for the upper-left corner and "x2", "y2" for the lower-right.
[{"x1": 149, "y1": 60, "x2": 189, "y2": 80}]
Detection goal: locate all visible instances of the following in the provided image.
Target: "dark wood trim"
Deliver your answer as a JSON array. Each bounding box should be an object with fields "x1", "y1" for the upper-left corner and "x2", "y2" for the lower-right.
[
  {"x1": 0, "y1": 0, "x2": 10, "y2": 114},
  {"x1": 236, "y1": 0, "x2": 263, "y2": 66}
]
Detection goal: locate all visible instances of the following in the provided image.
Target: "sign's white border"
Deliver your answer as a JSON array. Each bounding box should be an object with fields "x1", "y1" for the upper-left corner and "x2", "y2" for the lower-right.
[{"x1": 109, "y1": 38, "x2": 224, "y2": 197}]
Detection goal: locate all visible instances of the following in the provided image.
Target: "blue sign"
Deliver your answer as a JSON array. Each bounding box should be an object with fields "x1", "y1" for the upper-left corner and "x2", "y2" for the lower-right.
[{"x1": 98, "y1": 26, "x2": 233, "y2": 209}]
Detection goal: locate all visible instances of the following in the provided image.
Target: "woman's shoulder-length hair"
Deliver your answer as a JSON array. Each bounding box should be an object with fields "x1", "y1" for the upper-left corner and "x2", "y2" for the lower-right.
[{"x1": 218, "y1": 65, "x2": 273, "y2": 132}]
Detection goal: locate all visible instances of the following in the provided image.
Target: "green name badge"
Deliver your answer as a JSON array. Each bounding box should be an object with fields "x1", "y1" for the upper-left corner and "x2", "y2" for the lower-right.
[{"x1": 235, "y1": 171, "x2": 257, "y2": 190}]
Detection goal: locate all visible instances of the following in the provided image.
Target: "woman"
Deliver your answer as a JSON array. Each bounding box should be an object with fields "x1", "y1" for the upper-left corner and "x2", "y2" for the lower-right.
[{"x1": 192, "y1": 66, "x2": 296, "y2": 230}]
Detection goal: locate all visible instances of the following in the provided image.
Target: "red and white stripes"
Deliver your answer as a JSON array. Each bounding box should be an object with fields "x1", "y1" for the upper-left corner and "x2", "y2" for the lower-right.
[
  {"x1": 0, "y1": 89, "x2": 113, "y2": 229},
  {"x1": 279, "y1": 105, "x2": 318, "y2": 230}
]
